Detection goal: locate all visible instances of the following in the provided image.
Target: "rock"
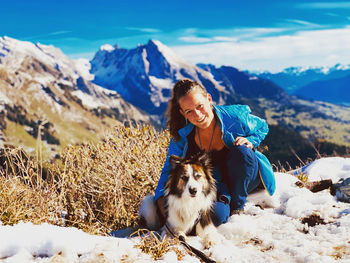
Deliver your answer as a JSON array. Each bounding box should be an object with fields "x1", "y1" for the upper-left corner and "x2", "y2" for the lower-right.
[
  {"x1": 295, "y1": 179, "x2": 333, "y2": 193},
  {"x1": 331, "y1": 177, "x2": 350, "y2": 203}
]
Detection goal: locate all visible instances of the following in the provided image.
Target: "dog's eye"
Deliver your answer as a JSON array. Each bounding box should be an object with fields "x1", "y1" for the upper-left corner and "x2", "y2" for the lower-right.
[
  {"x1": 181, "y1": 175, "x2": 189, "y2": 182},
  {"x1": 194, "y1": 173, "x2": 202, "y2": 179}
]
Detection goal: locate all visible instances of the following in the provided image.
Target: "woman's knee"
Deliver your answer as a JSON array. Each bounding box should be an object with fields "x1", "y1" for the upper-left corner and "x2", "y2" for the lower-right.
[
  {"x1": 211, "y1": 201, "x2": 230, "y2": 226},
  {"x1": 228, "y1": 145, "x2": 256, "y2": 165},
  {"x1": 138, "y1": 195, "x2": 161, "y2": 230}
]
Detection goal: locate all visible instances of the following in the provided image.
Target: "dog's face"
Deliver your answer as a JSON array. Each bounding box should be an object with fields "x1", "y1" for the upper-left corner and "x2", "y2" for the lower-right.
[{"x1": 166, "y1": 152, "x2": 215, "y2": 199}]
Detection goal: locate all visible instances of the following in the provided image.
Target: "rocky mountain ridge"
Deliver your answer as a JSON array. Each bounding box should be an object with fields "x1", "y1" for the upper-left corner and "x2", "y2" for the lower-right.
[
  {"x1": 255, "y1": 64, "x2": 350, "y2": 104},
  {"x1": 0, "y1": 36, "x2": 155, "y2": 156},
  {"x1": 91, "y1": 40, "x2": 232, "y2": 115},
  {"x1": 294, "y1": 74, "x2": 350, "y2": 104}
]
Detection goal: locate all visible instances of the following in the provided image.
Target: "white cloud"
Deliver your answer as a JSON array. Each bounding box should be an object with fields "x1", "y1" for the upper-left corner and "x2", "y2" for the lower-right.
[
  {"x1": 213, "y1": 36, "x2": 238, "y2": 42},
  {"x1": 233, "y1": 27, "x2": 287, "y2": 34},
  {"x1": 284, "y1": 19, "x2": 321, "y2": 28},
  {"x1": 325, "y1": 12, "x2": 340, "y2": 17},
  {"x1": 179, "y1": 36, "x2": 212, "y2": 43},
  {"x1": 229, "y1": 27, "x2": 288, "y2": 40},
  {"x1": 125, "y1": 27, "x2": 161, "y2": 33},
  {"x1": 296, "y1": 2, "x2": 350, "y2": 9},
  {"x1": 172, "y1": 26, "x2": 350, "y2": 73},
  {"x1": 49, "y1": 31, "x2": 71, "y2": 36},
  {"x1": 177, "y1": 27, "x2": 287, "y2": 44}
]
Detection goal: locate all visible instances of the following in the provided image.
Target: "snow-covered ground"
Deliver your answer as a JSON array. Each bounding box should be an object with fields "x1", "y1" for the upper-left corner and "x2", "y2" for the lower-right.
[{"x1": 1, "y1": 157, "x2": 350, "y2": 263}]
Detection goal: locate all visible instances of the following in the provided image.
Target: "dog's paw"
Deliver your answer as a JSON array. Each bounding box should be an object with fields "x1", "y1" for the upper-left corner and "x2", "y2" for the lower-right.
[
  {"x1": 161, "y1": 227, "x2": 171, "y2": 240},
  {"x1": 202, "y1": 232, "x2": 224, "y2": 248}
]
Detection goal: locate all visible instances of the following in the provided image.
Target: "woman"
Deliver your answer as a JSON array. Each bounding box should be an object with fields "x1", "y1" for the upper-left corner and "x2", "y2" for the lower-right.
[{"x1": 154, "y1": 79, "x2": 276, "y2": 227}]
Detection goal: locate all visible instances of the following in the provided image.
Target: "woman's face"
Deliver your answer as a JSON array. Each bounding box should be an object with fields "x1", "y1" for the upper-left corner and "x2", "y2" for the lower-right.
[{"x1": 178, "y1": 90, "x2": 214, "y2": 130}]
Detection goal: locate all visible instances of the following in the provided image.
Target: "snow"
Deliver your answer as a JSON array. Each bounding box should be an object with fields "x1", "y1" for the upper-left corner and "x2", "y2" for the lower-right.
[
  {"x1": 149, "y1": 76, "x2": 173, "y2": 91},
  {"x1": 74, "y1": 58, "x2": 94, "y2": 81},
  {"x1": 0, "y1": 90, "x2": 12, "y2": 106},
  {"x1": 0, "y1": 223, "x2": 141, "y2": 262},
  {"x1": 278, "y1": 64, "x2": 350, "y2": 76},
  {"x1": 100, "y1": 44, "x2": 115, "y2": 52},
  {"x1": 0, "y1": 37, "x2": 79, "y2": 80},
  {"x1": 303, "y1": 157, "x2": 350, "y2": 183},
  {"x1": 33, "y1": 75, "x2": 55, "y2": 86},
  {"x1": 72, "y1": 89, "x2": 117, "y2": 108},
  {"x1": 142, "y1": 48, "x2": 150, "y2": 75},
  {"x1": 150, "y1": 40, "x2": 190, "y2": 68},
  {"x1": 149, "y1": 76, "x2": 174, "y2": 105},
  {"x1": 1, "y1": 157, "x2": 350, "y2": 262},
  {"x1": 148, "y1": 40, "x2": 201, "y2": 81}
]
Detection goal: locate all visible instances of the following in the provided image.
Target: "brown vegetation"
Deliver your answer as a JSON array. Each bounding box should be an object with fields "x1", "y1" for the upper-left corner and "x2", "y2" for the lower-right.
[{"x1": 0, "y1": 124, "x2": 169, "y2": 235}]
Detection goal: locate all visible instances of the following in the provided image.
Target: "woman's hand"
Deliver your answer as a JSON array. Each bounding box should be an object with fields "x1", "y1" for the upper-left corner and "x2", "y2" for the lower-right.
[{"x1": 233, "y1": 136, "x2": 254, "y2": 149}]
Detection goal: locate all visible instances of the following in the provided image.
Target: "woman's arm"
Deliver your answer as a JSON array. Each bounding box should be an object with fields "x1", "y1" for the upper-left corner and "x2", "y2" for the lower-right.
[
  {"x1": 154, "y1": 137, "x2": 184, "y2": 201},
  {"x1": 238, "y1": 106, "x2": 269, "y2": 148},
  {"x1": 233, "y1": 136, "x2": 254, "y2": 149}
]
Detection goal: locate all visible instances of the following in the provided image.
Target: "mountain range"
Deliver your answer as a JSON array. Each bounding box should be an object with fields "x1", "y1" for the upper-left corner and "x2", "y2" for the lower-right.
[
  {"x1": 256, "y1": 65, "x2": 350, "y2": 104},
  {"x1": 0, "y1": 36, "x2": 154, "y2": 157},
  {"x1": 90, "y1": 40, "x2": 293, "y2": 115},
  {"x1": 1, "y1": 36, "x2": 350, "y2": 158}
]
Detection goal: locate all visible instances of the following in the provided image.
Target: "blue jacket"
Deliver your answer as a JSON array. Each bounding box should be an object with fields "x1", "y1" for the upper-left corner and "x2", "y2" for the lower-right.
[{"x1": 154, "y1": 104, "x2": 276, "y2": 201}]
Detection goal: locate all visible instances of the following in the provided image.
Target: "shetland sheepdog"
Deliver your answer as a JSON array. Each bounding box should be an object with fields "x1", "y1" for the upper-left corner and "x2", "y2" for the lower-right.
[{"x1": 139, "y1": 152, "x2": 223, "y2": 248}]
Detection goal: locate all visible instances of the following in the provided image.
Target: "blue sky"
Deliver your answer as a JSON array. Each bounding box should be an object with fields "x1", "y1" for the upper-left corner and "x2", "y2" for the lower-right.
[{"x1": 2, "y1": 0, "x2": 350, "y2": 72}]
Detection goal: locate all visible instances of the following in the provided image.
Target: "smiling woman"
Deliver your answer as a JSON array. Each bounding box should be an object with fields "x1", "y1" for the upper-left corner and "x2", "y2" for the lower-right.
[{"x1": 139, "y1": 79, "x2": 276, "y2": 231}]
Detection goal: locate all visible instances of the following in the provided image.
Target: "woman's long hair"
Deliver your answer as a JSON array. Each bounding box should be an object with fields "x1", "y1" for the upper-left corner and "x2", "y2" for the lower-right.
[{"x1": 166, "y1": 79, "x2": 208, "y2": 141}]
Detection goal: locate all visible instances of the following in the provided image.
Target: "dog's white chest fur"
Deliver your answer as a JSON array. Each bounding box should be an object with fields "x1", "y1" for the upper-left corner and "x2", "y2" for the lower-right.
[{"x1": 167, "y1": 193, "x2": 211, "y2": 234}]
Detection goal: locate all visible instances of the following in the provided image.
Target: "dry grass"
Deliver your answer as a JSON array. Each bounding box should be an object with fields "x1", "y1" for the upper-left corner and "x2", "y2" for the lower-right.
[
  {"x1": 133, "y1": 229, "x2": 184, "y2": 260},
  {"x1": 0, "y1": 147, "x2": 62, "y2": 225},
  {"x1": 332, "y1": 244, "x2": 350, "y2": 260},
  {"x1": 0, "y1": 124, "x2": 169, "y2": 235}
]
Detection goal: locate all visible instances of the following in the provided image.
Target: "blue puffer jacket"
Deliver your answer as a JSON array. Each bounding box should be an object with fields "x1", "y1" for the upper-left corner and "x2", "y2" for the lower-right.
[{"x1": 154, "y1": 104, "x2": 276, "y2": 201}]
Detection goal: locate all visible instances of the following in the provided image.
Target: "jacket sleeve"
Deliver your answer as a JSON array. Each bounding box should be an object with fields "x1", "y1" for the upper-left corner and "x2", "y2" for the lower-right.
[
  {"x1": 239, "y1": 105, "x2": 269, "y2": 147},
  {"x1": 154, "y1": 137, "x2": 184, "y2": 201}
]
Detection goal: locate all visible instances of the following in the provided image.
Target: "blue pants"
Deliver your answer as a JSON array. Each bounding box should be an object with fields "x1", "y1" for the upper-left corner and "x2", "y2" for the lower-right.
[{"x1": 211, "y1": 145, "x2": 261, "y2": 226}]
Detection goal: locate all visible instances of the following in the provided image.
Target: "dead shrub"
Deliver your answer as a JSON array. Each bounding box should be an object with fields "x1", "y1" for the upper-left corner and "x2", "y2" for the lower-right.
[
  {"x1": 0, "y1": 124, "x2": 170, "y2": 236},
  {"x1": 53, "y1": 124, "x2": 169, "y2": 234}
]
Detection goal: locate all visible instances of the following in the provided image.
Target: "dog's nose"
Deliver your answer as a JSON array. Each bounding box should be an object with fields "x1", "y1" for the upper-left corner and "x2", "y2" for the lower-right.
[{"x1": 189, "y1": 187, "x2": 197, "y2": 196}]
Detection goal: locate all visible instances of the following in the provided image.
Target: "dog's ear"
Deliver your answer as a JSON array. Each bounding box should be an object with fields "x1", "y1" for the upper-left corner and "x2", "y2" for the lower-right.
[
  {"x1": 197, "y1": 151, "x2": 211, "y2": 168},
  {"x1": 169, "y1": 155, "x2": 183, "y2": 169}
]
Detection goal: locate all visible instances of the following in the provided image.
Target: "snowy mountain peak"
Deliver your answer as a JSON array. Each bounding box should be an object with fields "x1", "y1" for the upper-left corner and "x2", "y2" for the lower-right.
[
  {"x1": 0, "y1": 36, "x2": 79, "y2": 79},
  {"x1": 100, "y1": 44, "x2": 115, "y2": 52},
  {"x1": 255, "y1": 63, "x2": 350, "y2": 100},
  {"x1": 0, "y1": 37, "x2": 156, "y2": 153},
  {"x1": 145, "y1": 39, "x2": 190, "y2": 68},
  {"x1": 91, "y1": 40, "x2": 229, "y2": 114},
  {"x1": 91, "y1": 40, "x2": 290, "y2": 115},
  {"x1": 280, "y1": 64, "x2": 350, "y2": 76}
]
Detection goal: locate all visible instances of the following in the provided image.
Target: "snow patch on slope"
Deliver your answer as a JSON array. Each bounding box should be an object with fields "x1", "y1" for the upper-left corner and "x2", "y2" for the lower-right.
[
  {"x1": 304, "y1": 157, "x2": 350, "y2": 183},
  {"x1": 149, "y1": 76, "x2": 174, "y2": 104},
  {"x1": 74, "y1": 58, "x2": 94, "y2": 81}
]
